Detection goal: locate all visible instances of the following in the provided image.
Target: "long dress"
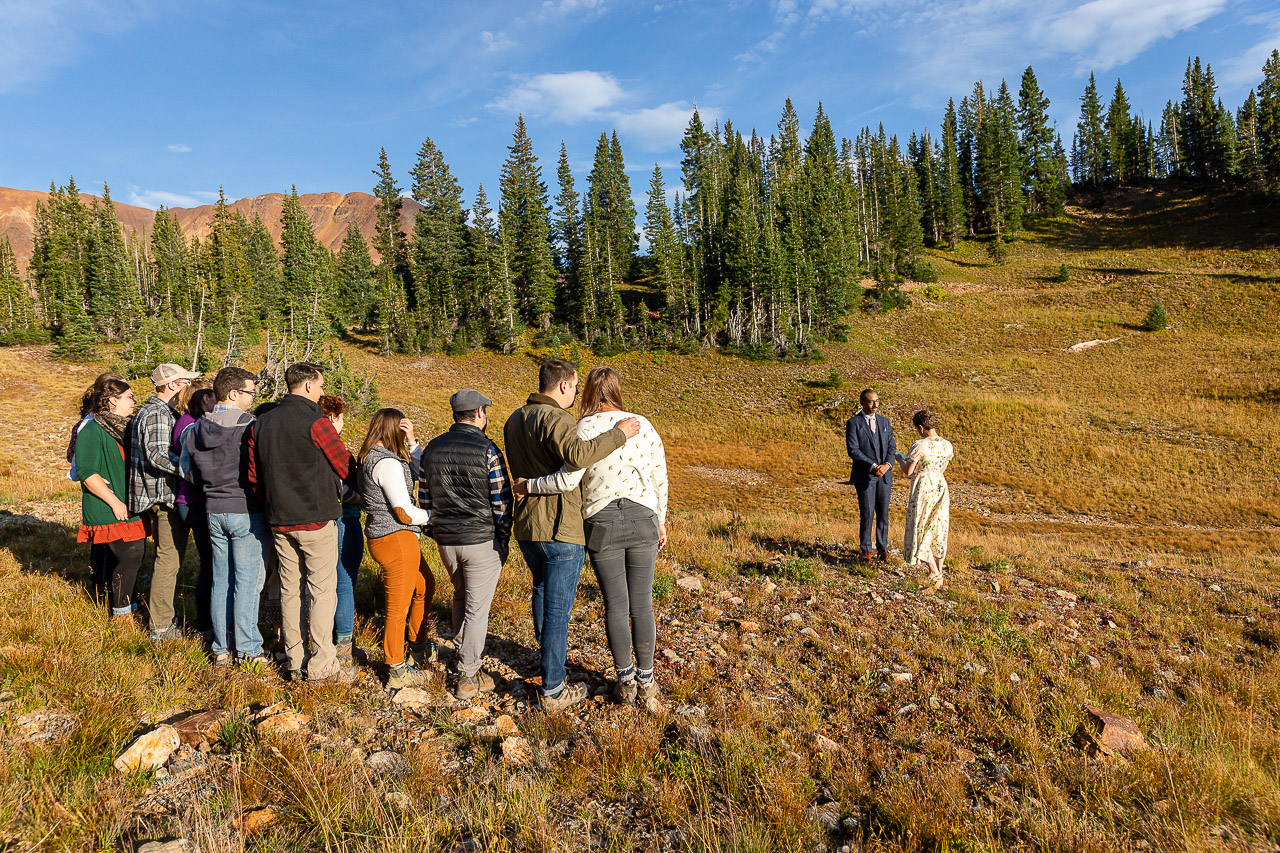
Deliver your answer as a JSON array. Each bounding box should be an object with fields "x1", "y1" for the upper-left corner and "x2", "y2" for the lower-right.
[{"x1": 902, "y1": 437, "x2": 953, "y2": 566}]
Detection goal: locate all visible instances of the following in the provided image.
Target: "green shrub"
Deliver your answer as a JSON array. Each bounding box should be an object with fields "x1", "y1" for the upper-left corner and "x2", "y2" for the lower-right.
[
  {"x1": 986, "y1": 239, "x2": 1009, "y2": 265},
  {"x1": 920, "y1": 284, "x2": 946, "y2": 301},
  {"x1": 0, "y1": 327, "x2": 52, "y2": 346},
  {"x1": 1143, "y1": 299, "x2": 1169, "y2": 331},
  {"x1": 905, "y1": 259, "x2": 939, "y2": 283},
  {"x1": 864, "y1": 283, "x2": 911, "y2": 313},
  {"x1": 652, "y1": 573, "x2": 675, "y2": 601},
  {"x1": 1053, "y1": 263, "x2": 1071, "y2": 283},
  {"x1": 777, "y1": 557, "x2": 818, "y2": 584}
]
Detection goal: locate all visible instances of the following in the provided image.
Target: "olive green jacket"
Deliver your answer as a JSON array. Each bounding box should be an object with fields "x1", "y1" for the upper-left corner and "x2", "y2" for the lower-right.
[{"x1": 503, "y1": 393, "x2": 625, "y2": 544}]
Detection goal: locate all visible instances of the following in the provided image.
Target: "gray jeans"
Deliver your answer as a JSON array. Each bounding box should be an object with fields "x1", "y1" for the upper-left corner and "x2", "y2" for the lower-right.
[
  {"x1": 438, "y1": 540, "x2": 506, "y2": 678},
  {"x1": 585, "y1": 499, "x2": 659, "y2": 678}
]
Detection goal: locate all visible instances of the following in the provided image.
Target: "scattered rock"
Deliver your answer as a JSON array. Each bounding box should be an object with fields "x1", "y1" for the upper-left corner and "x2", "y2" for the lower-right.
[
  {"x1": 726, "y1": 596, "x2": 744, "y2": 606},
  {"x1": 452, "y1": 706, "x2": 490, "y2": 725},
  {"x1": 1076, "y1": 706, "x2": 1148, "y2": 758},
  {"x1": 962, "y1": 662, "x2": 988, "y2": 676},
  {"x1": 662, "y1": 649, "x2": 685, "y2": 664},
  {"x1": 1052, "y1": 589, "x2": 1078, "y2": 602},
  {"x1": 800, "y1": 626, "x2": 819, "y2": 639},
  {"x1": 889, "y1": 671, "x2": 912, "y2": 683},
  {"x1": 449, "y1": 838, "x2": 484, "y2": 853},
  {"x1": 1209, "y1": 584, "x2": 1222, "y2": 592},
  {"x1": 239, "y1": 806, "x2": 278, "y2": 836},
  {"x1": 114, "y1": 725, "x2": 181, "y2": 774},
  {"x1": 1066, "y1": 336, "x2": 1123, "y2": 354},
  {"x1": 737, "y1": 621, "x2": 760, "y2": 633},
  {"x1": 928, "y1": 695, "x2": 942, "y2": 710},
  {"x1": 700, "y1": 605, "x2": 723, "y2": 621},
  {"x1": 493, "y1": 714, "x2": 520, "y2": 738},
  {"x1": 676, "y1": 576, "x2": 703, "y2": 592},
  {"x1": 759, "y1": 579, "x2": 778, "y2": 594},
  {"x1": 169, "y1": 710, "x2": 229, "y2": 746},
  {"x1": 806, "y1": 732, "x2": 843, "y2": 753},
  {"x1": 1083, "y1": 655, "x2": 1100, "y2": 670},
  {"x1": 392, "y1": 687, "x2": 433, "y2": 707},
  {"x1": 13, "y1": 710, "x2": 74, "y2": 744},
  {"x1": 137, "y1": 841, "x2": 196, "y2": 853},
  {"x1": 364, "y1": 750, "x2": 410, "y2": 780},
  {"x1": 990, "y1": 581, "x2": 1001, "y2": 594},
  {"x1": 1009, "y1": 673, "x2": 1021, "y2": 683},
  {"x1": 253, "y1": 709, "x2": 310, "y2": 736},
  {"x1": 782, "y1": 612, "x2": 802, "y2": 624},
  {"x1": 383, "y1": 791, "x2": 413, "y2": 812},
  {"x1": 501, "y1": 736, "x2": 532, "y2": 766},
  {"x1": 807, "y1": 801, "x2": 841, "y2": 832},
  {"x1": 897, "y1": 704, "x2": 918, "y2": 715}
]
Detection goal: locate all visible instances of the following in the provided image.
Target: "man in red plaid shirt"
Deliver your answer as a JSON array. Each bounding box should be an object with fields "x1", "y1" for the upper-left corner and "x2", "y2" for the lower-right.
[{"x1": 249, "y1": 362, "x2": 359, "y2": 683}]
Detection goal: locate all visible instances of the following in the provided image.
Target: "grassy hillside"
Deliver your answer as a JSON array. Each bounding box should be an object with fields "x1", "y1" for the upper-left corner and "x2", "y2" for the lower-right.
[{"x1": 1, "y1": 185, "x2": 1278, "y2": 852}]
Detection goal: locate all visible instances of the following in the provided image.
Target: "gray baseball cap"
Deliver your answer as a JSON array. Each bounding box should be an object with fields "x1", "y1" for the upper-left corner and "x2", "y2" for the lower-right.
[{"x1": 449, "y1": 388, "x2": 492, "y2": 412}]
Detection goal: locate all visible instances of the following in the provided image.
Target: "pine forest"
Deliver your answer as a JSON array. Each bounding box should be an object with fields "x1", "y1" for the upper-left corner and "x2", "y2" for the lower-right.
[{"x1": 4, "y1": 53, "x2": 1280, "y2": 364}]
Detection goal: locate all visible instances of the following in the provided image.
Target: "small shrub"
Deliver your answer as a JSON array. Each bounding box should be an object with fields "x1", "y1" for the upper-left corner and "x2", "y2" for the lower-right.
[
  {"x1": 1143, "y1": 299, "x2": 1169, "y2": 331},
  {"x1": 778, "y1": 557, "x2": 818, "y2": 584},
  {"x1": 986, "y1": 240, "x2": 1009, "y2": 265},
  {"x1": 920, "y1": 284, "x2": 946, "y2": 301},
  {"x1": 0, "y1": 327, "x2": 52, "y2": 346},
  {"x1": 906, "y1": 259, "x2": 939, "y2": 283},
  {"x1": 1053, "y1": 263, "x2": 1071, "y2": 283},
  {"x1": 986, "y1": 556, "x2": 1013, "y2": 573},
  {"x1": 652, "y1": 573, "x2": 675, "y2": 602},
  {"x1": 864, "y1": 283, "x2": 911, "y2": 313},
  {"x1": 812, "y1": 369, "x2": 843, "y2": 391}
]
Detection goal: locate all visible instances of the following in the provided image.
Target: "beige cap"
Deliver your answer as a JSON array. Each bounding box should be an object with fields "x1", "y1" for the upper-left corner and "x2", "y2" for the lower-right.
[{"x1": 151, "y1": 363, "x2": 201, "y2": 386}]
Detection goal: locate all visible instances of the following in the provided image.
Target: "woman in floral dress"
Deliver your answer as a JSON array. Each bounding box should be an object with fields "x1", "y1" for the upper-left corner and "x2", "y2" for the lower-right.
[{"x1": 898, "y1": 409, "x2": 953, "y2": 589}]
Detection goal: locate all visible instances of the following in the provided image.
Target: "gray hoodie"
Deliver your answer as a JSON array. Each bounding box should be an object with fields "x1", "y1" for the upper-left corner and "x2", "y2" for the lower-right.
[{"x1": 186, "y1": 408, "x2": 261, "y2": 515}]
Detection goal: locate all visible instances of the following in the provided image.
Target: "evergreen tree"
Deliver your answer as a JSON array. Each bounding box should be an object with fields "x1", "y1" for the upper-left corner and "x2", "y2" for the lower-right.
[
  {"x1": 1076, "y1": 73, "x2": 1109, "y2": 193},
  {"x1": 1017, "y1": 67, "x2": 1063, "y2": 215},
  {"x1": 279, "y1": 186, "x2": 331, "y2": 343},
  {"x1": 469, "y1": 184, "x2": 518, "y2": 351},
  {"x1": 371, "y1": 147, "x2": 410, "y2": 351},
  {"x1": 1259, "y1": 50, "x2": 1280, "y2": 187},
  {"x1": 409, "y1": 136, "x2": 469, "y2": 345},
  {"x1": 1106, "y1": 79, "x2": 1138, "y2": 184},
  {"x1": 1238, "y1": 91, "x2": 1265, "y2": 187},
  {"x1": 334, "y1": 222, "x2": 376, "y2": 332},
  {"x1": 499, "y1": 116, "x2": 557, "y2": 329},
  {"x1": 939, "y1": 100, "x2": 966, "y2": 247},
  {"x1": 552, "y1": 142, "x2": 586, "y2": 326},
  {"x1": 0, "y1": 236, "x2": 36, "y2": 332}
]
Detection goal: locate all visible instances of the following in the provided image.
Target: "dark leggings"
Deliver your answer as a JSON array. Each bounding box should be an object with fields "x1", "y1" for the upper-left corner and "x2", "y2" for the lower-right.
[
  {"x1": 90, "y1": 543, "x2": 111, "y2": 602},
  {"x1": 107, "y1": 538, "x2": 146, "y2": 616},
  {"x1": 179, "y1": 502, "x2": 214, "y2": 633},
  {"x1": 585, "y1": 499, "x2": 660, "y2": 679}
]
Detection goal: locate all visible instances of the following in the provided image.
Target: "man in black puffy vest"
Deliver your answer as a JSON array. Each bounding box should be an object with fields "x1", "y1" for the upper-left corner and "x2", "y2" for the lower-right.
[{"x1": 419, "y1": 389, "x2": 512, "y2": 701}]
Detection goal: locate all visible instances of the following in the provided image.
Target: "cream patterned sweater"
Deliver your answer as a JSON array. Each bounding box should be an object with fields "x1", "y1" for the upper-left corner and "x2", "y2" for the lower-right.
[{"x1": 525, "y1": 410, "x2": 668, "y2": 520}]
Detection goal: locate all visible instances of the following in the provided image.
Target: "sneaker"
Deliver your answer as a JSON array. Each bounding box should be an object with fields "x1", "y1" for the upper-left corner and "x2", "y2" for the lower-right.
[
  {"x1": 408, "y1": 639, "x2": 437, "y2": 669},
  {"x1": 455, "y1": 669, "x2": 496, "y2": 701},
  {"x1": 386, "y1": 663, "x2": 431, "y2": 690},
  {"x1": 149, "y1": 623, "x2": 182, "y2": 642},
  {"x1": 310, "y1": 665, "x2": 359, "y2": 685},
  {"x1": 637, "y1": 679, "x2": 662, "y2": 712},
  {"x1": 541, "y1": 682, "x2": 588, "y2": 712},
  {"x1": 612, "y1": 679, "x2": 638, "y2": 705}
]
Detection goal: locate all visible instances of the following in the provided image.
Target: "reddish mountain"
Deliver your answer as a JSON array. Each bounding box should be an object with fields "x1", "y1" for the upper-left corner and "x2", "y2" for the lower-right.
[{"x1": 0, "y1": 185, "x2": 423, "y2": 270}]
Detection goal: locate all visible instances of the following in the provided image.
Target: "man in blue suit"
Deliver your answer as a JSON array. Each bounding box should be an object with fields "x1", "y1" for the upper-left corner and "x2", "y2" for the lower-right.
[{"x1": 845, "y1": 388, "x2": 896, "y2": 561}]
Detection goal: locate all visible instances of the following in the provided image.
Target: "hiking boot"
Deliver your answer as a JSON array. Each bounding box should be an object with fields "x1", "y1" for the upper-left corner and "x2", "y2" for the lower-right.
[
  {"x1": 637, "y1": 679, "x2": 662, "y2": 712},
  {"x1": 541, "y1": 682, "x2": 588, "y2": 712},
  {"x1": 408, "y1": 639, "x2": 437, "y2": 669},
  {"x1": 612, "y1": 679, "x2": 638, "y2": 705},
  {"x1": 386, "y1": 663, "x2": 431, "y2": 691},
  {"x1": 310, "y1": 665, "x2": 359, "y2": 685},
  {"x1": 336, "y1": 639, "x2": 358, "y2": 664},
  {"x1": 149, "y1": 623, "x2": 182, "y2": 642},
  {"x1": 455, "y1": 669, "x2": 496, "y2": 701}
]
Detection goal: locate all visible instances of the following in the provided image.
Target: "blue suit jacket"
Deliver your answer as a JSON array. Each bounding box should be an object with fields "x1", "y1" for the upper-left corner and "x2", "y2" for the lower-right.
[{"x1": 845, "y1": 412, "x2": 896, "y2": 488}]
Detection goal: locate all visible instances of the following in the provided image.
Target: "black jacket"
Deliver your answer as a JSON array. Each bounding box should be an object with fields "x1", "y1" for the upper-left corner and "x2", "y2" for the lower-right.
[
  {"x1": 254, "y1": 395, "x2": 342, "y2": 528},
  {"x1": 422, "y1": 423, "x2": 508, "y2": 546}
]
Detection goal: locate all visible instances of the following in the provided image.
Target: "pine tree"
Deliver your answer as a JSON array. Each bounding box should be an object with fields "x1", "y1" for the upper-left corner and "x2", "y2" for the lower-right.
[
  {"x1": 1076, "y1": 73, "x2": 1109, "y2": 194},
  {"x1": 409, "y1": 136, "x2": 469, "y2": 345},
  {"x1": 279, "y1": 186, "x2": 332, "y2": 344},
  {"x1": 1238, "y1": 91, "x2": 1265, "y2": 187},
  {"x1": 1259, "y1": 49, "x2": 1280, "y2": 188},
  {"x1": 0, "y1": 236, "x2": 36, "y2": 333},
  {"x1": 552, "y1": 142, "x2": 586, "y2": 326},
  {"x1": 1106, "y1": 79, "x2": 1137, "y2": 184},
  {"x1": 499, "y1": 116, "x2": 557, "y2": 330},
  {"x1": 371, "y1": 147, "x2": 410, "y2": 351},
  {"x1": 334, "y1": 222, "x2": 376, "y2": 332},
  {"x1": 1017, "y1": 67, "x2": 1063, "y2": 216},
  {"x1": 939, "y1": 100, "x2": 966, "y2": 248}
]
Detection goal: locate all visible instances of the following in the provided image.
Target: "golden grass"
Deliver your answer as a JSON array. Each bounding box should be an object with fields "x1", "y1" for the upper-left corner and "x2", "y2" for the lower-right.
[{"x1": 2, "y1": 186, "x2": 1280, "y2": 850}]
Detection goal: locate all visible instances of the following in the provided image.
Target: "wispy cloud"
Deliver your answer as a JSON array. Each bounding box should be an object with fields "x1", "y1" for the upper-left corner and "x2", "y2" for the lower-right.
[
  {"x1": 489, "y1": 70, "x2": 626, "y2": 122},
  {"x1": 0, "y1": 0, "x2": 172, "y2": 94},
  {"x1": 1217, "y1": 16, "x2": 1280, "y2": 90},
  {"x1": 540, "y1": 0, "x2": 609, "y2": 15},
  {"x1": 1041, "y1": 0, "x2": 1230, "y2": 71},
  {"x1": 614, "y1": 101, "x2": 719, "y2": 150},
  {"x1": 451, "y1": 115, "x2": 481, "y2": 127},
  {"x1": 166, "y1": 143, "x2": 191, "y2": 153},
  {"x1": 481, "y1": 30, "x2": 516, "y2": 51},
  {"x1": 126, "y1": 187, "x2": 212, "y2": 209}
]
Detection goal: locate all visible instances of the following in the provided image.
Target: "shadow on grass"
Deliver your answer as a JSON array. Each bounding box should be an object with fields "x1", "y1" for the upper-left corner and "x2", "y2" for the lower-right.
[{"x1": 749, "y1": 534, "x2": 877, "y2": 576}]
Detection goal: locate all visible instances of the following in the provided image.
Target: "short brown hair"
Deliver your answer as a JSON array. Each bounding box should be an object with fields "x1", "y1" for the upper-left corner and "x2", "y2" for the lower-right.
[
  {"x1": 319, "y1": 395, "x2": 347, "y2": 419},
  {"x1": 358, "y1": 408, "x2": 410, "y2": 464},
  {"x1": 213, "y1": 366, "x2": 257, "y2": 403},
  {"x1": 539, "y1": 357, "x2": 577, "y2": 393},
  {"x1": 913, "y1": 409, "x2": 938, "y2": 431},
  {"x1": 285, "y1": 361, "x2": 324, "y2": 392},
  {"x1": 580, "y1": 366, "x2": 624, "y2": 418}
]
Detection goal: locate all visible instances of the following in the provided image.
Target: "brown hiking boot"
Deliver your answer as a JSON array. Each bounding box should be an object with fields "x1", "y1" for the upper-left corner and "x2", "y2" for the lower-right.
[
  {"x1": 612, "y1": 679, "x2": 638, "y2": 705},
  {"x1": 637, "y1": 679, "x2": 662, "y2": 712},
  {"x1": 541, "y1": 682, "x2": 588, "y2": 712},
  {"x1": 386, "y1": 663, "x2": 431, "y2": 690},
  {"x1": 455, "y1": 669, "x2": 496, "y2": 701}
]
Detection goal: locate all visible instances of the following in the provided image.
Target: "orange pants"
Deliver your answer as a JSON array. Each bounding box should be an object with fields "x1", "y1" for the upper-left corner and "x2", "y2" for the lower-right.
[{"x1": 367, "y1": 530, "x2": 435, "y2": 667}]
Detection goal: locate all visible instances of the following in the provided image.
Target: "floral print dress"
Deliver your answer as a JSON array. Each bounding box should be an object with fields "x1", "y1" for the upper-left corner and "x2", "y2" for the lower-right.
[{"x1": 903, "y1": 437, "x2": 953, "y2": 566}]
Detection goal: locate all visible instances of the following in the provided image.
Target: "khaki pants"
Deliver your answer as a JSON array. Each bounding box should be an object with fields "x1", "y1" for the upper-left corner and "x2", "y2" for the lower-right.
[
  {"x1": 438, "y1": 541, "x2": 504, "y2": 678},
  {"x1": 274, "y1": 522, "x2": 338, "y2": 678},
  {"x1": 146, "y1": 504, "x2": 189, "y2": 633}
]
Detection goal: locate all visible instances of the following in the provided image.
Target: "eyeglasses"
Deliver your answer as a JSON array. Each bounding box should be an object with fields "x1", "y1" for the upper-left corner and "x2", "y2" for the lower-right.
[{"x1": 234, "y1": 387, "x2": 258, "y2": 398}]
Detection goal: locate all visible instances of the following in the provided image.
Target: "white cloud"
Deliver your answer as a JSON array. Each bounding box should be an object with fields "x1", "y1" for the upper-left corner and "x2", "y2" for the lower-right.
[
  {"x1": 614, "y1": 101, "x2": 719, "y2": 150},
  {"x1": 451, "y1": 115, "x2": 480, "y2": 127},
  {"x1": 1040, "y1": 0, "x2": 1229, "y2": 71},
  {"x1": 0, "y1": 0, "x2": 170, "y2": 94},
  {"x1": 126, "y1": 188, "x2": 207, "y2": 209},
  {"x1": 481, "y1": 30, "x2": 515, "y2": 51},
  {"x1": 489, "y1": 70, "x2": 625, "y2": 122},
  {"x1": 1218, "y1": 20, "x2": 1280, "y2": 90},
  {"x1": 166, "y1": 143, "x2": 191, "y2": 153},
  {"x1": 540, "y1": 0, "x2": 608, "y2": 14}
]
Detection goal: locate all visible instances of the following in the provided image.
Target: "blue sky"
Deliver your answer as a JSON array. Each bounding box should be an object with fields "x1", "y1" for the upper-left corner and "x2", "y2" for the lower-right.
[{"x1": 1, "y1": 0, "x2": 1277, "y2": 212}]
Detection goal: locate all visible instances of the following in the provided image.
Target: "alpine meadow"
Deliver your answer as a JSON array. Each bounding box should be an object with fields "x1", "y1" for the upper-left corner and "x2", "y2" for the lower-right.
[{"x1": 1, "y1": 23, "x2": 1280, "y2": 853}]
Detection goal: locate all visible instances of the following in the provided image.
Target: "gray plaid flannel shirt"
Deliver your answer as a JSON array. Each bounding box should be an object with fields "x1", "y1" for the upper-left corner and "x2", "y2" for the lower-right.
[{"x1": 127, "y1": 395, "x2": 180, "y2": 515}]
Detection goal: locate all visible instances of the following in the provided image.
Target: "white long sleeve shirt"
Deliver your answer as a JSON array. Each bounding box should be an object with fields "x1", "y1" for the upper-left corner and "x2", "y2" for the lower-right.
[
  {"x1": 526, "y1": 410, "x2": 668, "y2": 520},
  {"x1": 370, "y1": 444, "x2": 431, "y2": 528}
]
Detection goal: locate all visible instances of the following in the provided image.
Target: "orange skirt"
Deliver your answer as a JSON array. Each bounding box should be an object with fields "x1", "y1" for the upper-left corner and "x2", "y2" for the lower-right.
[{"x1": 78, "y1": 518, "x2": 146, "y2": 544}]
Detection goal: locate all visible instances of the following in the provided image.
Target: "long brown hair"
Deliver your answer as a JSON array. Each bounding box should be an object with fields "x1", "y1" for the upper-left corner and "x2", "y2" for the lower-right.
[
  {"x1": 358, "y1": 407, "x2": 410, "y2": 463},
  {"x1": 579, "y1": 366, "x2": 624, "y2": 418},
  {"x1": 176, "y1": 378, "x2": 213, "y2": 418},
  {"x1": 79, "y1": 372, "x2": 125, "y2": 417},
  {"x1": 92, "y1": 379, "x2": 133, "y2": 414}
]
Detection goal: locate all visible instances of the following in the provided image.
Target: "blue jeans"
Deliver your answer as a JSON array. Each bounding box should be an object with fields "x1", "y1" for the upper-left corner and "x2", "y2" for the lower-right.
[
  {"x1": 519, "y1": 540, "x2": 586, "y2": 696},
  {"x1": 334, "y1": 512, "x2": 364, "y2": 642},
  {"x1": 207, "y1": 512, "x2": 269, "y2": 658}
]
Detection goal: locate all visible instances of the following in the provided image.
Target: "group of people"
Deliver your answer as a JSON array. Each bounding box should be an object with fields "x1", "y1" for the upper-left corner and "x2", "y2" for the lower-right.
[
  {"x1": 68, "y1": 356, "x2": 951, "y2": 708},
  {"x1": 68, "y1": 357, "x2": 670, "y2": 710}
]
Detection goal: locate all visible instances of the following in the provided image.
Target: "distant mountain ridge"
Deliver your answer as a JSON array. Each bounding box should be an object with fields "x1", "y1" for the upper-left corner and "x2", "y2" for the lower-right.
[{"x1": 0, "y1": 185, "x2": 423, "y2": 270}]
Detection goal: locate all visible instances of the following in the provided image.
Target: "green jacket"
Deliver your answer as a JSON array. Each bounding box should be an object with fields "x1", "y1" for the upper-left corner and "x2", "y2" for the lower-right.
[
  {"x1": 503, "y1": 393, "x2": 625, "y2": 544},
  {"x1": 76, "y1": 417, "x2": 141, "y2": 528}
]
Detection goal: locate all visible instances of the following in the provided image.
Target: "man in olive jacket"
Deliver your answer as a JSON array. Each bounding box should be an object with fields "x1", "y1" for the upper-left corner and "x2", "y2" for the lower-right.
[{"x1": 504, "y1": 358, "x2": 639, "y2": 710}]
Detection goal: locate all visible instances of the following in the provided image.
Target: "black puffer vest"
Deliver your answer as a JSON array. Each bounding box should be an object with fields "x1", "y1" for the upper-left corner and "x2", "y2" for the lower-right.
[{"x1": 422, "y1": 423, "x2": 498, "y2": 545}]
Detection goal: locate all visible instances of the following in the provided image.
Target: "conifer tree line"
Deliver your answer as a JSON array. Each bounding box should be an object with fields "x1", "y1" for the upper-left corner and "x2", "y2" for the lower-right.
[{"x1": 7, "y1": 50, "x2": 1280, "y2": 359}]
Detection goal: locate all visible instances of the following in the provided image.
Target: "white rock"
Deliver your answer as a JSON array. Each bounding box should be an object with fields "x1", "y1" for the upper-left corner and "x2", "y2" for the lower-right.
[
  {"x1": 676, "y1": 576, "x2": 703, "y2": 592},
  {"x1": 114, "y1": 725, "x2": 181, "y2": 774}
]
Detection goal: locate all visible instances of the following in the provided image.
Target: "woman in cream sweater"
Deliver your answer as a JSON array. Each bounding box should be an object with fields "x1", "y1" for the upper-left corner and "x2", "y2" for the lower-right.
[{"x1": 519, "y1": 366, "x2": 668, "y2": 709}]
